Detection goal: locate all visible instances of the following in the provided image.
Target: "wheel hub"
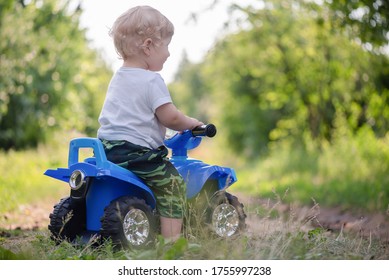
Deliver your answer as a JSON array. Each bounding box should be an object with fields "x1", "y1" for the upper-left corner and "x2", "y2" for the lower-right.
[
  {"x1": 122, "y1": 209, "x2": 150, "y2": 246},
  {"x1": 212, "y1": 203, "x2": 239, "y2": 237}
]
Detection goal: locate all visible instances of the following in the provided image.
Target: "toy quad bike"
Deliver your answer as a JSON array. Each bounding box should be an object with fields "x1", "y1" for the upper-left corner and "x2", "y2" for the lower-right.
[{"x1": 45, "y1": 124, "x2": 246, "y2": 249}]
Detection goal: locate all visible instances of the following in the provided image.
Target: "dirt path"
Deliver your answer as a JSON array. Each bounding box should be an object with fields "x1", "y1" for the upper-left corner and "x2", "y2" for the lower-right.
[
  {"x1": 0, "y1": 198, "x2": 57, "y2": 232},
  {"x1": 1, "y1": 195, "x2": 389, "y2": 244},
  {"x1": 240, "y1": 195, "x2": 389, "y2": 241}
]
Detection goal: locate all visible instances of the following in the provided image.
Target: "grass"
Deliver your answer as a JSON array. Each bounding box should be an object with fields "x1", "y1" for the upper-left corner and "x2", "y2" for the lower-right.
[
  {"x1": 0, "y1": 131, "x2": 84, "y2": 214},
  {"x1": 1, "y1": 198, "x2": 388, "y2": 260},
  {"x1": 0, "y1": 147, "x2": 67, "y2": 213}
]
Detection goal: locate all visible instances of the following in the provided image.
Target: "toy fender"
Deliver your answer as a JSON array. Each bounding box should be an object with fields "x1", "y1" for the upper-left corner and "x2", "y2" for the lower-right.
[
  {"x1": 44, "y1": 138, "x2": 157, "y2": 209},
  {"x1": 45, "y1": 163, "x2": 156, "y2": 207},
  {"x1": 172, "y1": 159, "x2": 237, "y2": 199}
]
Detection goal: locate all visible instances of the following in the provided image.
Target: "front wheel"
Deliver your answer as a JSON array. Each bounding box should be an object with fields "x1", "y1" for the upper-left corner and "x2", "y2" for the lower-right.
[
  {"x1": 48, "y1": 196, "x2": 86, "y2": 242},
  {"x1": 100, "y1": 196, "x2": 157, "y2": 249},
  {"x1": 207, "y1": 192, "x2": 246, "y2": 237}
]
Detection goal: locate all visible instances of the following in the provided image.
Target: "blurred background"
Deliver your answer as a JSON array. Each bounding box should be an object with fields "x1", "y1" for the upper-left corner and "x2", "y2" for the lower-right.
[{"x1": 1, "y1": 0, "x2": 388, "y2": 219}]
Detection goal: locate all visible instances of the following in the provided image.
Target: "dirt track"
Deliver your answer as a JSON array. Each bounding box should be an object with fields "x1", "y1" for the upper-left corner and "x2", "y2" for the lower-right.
[{"x1": 241, "y1": 195, "x2": 389, "y2": 241}]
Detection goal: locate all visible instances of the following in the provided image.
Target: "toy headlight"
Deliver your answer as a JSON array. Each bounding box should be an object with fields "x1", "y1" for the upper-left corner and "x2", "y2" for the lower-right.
[{"x1": 69, "y1": 170, "x2": 86, "y2": 190}]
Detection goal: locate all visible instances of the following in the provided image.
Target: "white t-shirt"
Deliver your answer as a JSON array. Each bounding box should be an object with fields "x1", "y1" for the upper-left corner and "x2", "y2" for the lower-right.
[{"x1": 97, "y1": 67, "x2": 172, "y2": 149}]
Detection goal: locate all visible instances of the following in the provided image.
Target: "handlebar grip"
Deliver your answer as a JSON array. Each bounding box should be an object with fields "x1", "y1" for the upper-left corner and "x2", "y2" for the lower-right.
[{"x1": 191, "y1": 124, "x2": 217, "y2": 138}]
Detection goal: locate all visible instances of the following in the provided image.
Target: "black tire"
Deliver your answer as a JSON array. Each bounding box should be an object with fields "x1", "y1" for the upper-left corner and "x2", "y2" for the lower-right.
[
  {"x1": 48, "y1": 196, "x2": 86, "y2": 242},
  {"x1": 100, "y1": 196, "x2": 157, "y2": 249},
  {"x1": 207, "y1": 191, "x2": 246, "y2": 237}
]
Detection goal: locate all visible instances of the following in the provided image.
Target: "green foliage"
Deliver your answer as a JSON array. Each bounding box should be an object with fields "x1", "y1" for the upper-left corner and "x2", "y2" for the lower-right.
[
  {"x1": 0, "y1": 0, "x2": 13, "y2": 19},
  {"x1": 196, "y1": 0, "x2": 389, "y2": 156},
  {"x1": 0, "y1": 0, "x2": 112, "y2": 150},
  {"x1": 323, "y1": 0, "x2": 389, "y2": 48},
  {"x1": 212, "y1": 0, "x2": 388, "y2": 154}
]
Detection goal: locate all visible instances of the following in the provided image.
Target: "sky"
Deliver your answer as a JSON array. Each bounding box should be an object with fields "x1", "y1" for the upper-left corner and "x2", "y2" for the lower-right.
[{"x1": 79, "y1": 0, "x2": 241, "y2": 83}]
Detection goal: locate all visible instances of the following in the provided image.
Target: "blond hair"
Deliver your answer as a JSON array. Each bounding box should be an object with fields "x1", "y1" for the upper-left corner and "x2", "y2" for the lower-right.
[{"x1": 109, "y1": 6, "x2": 174, "y2": 60}]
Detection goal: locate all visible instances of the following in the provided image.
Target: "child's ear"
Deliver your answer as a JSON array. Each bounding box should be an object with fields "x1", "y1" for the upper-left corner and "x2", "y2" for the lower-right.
[
  {"x1": 144, "y1": 38, "x2": 153, "y2": 47},
  {"x1": 142, "y1": 38, "x2": 153, "y2": 56}
]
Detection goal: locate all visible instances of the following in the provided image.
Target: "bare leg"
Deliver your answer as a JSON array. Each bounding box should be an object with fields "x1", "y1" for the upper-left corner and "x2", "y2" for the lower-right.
[{"x1": 160, "y1": 217, "x2": 182, "y2": 241}]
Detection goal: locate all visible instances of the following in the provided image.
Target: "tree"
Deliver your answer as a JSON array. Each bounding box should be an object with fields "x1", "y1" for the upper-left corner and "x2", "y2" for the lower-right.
[
  {"x1": 324, "y1": 0, "x2": 389, "y2": 48},
  {"x1": 196, "y1": 0, "x2": 389, "y2": 156},
  {"x1": 0, "y1": 0, "x2": 112, "y2": 150}
]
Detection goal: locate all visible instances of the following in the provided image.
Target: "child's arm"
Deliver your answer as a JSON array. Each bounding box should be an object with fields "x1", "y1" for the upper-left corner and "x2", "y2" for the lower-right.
[{"x1": 155, "y1": 103, "x2": 203, "y2": 131}]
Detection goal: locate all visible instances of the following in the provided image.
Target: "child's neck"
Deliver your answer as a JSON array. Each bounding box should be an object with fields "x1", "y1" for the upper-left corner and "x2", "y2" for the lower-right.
[{"x1": 123, "y1": 59, "x2": 148, "y2": 70}]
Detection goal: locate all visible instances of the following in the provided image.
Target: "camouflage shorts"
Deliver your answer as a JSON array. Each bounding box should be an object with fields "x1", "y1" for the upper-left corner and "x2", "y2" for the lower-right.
[{"x1": 101, "y1": 139, "x2": 186, "y2": 219}]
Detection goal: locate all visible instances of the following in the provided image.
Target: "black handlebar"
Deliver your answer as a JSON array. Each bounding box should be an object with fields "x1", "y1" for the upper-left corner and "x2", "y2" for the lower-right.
[{"x1": 191, "y1": 124, "x2": 217, "y2": 138}]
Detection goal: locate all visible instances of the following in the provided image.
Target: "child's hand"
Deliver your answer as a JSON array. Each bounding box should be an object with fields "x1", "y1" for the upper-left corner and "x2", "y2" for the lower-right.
[{"x1": 190, "y1": 118, "x2": 204, "y2": 129}]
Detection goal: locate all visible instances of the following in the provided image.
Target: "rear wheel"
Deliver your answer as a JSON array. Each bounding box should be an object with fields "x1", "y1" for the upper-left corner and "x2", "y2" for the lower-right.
[
  {"x1": 100, "y1": 196, "x2": 157, "y2": 249},
  {"x1": 48, "y1": 196, "x2": 86, "y2": 242},
  {"x1": 207, "y1": 192, "x2": 246, "y2": 237}
]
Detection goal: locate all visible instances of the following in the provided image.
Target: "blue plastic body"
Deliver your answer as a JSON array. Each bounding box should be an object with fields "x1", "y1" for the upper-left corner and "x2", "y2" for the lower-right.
[
  {"x1": 44, "y1": 130, "x2": 237, "y2": 232},
  {"x1": 165, "y1": 131, "x2": 237, "y2": 198}
]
